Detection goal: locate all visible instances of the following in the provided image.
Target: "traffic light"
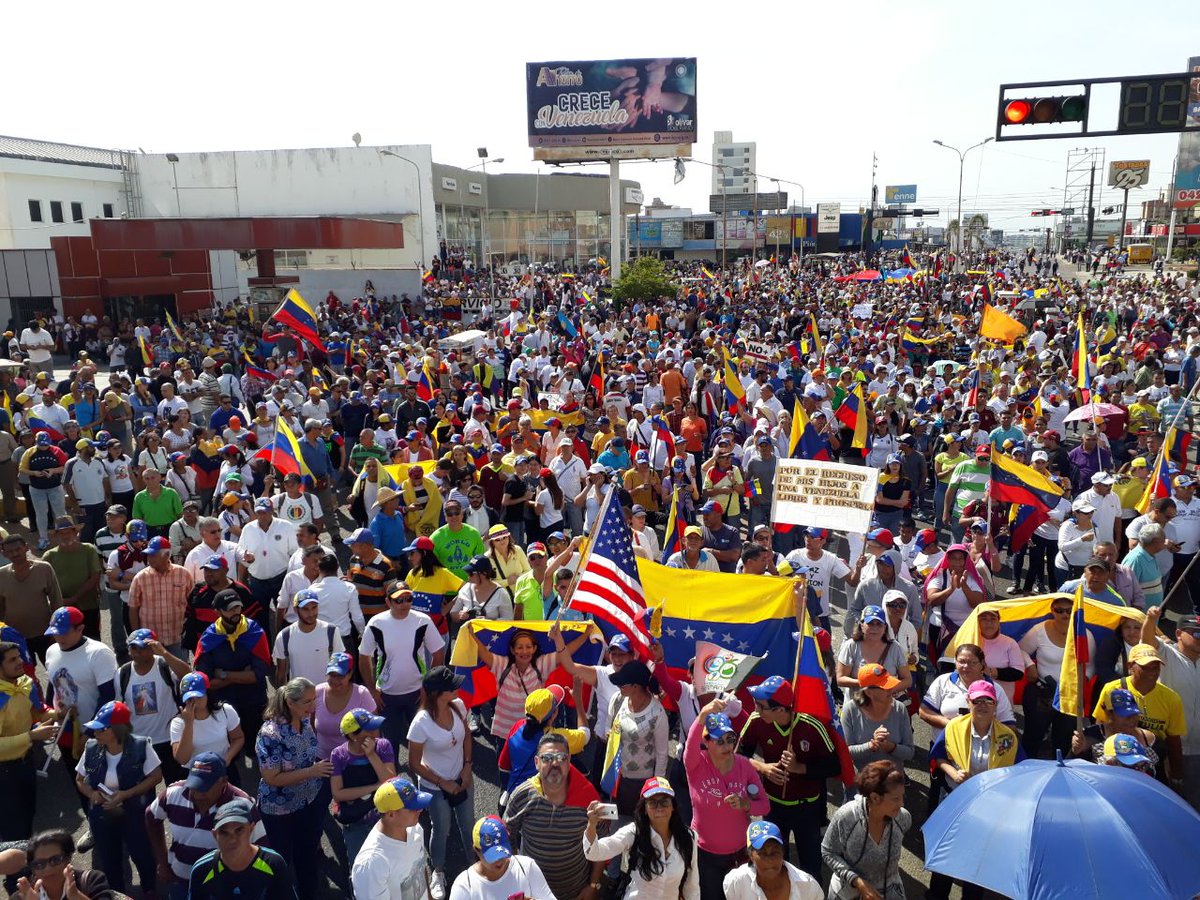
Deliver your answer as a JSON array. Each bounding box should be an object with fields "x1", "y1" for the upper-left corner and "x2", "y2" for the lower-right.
[{"x1": 1000, "y1": 95, "x2": 1087, "y2": 127}]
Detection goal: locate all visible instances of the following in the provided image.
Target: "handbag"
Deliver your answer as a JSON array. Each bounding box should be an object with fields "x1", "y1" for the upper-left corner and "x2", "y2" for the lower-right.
[{"x1": 600, "y1": 868, "x2": 631, "y2": 900}]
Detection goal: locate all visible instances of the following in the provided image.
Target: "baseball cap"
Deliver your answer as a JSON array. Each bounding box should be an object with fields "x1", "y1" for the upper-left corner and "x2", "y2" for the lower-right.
[
  {"x1": 640, "y1": 776, "x2": 675, "y2": 799},
  {"x1": 1104, "y1": 733, "x2": 1150, "y2": 767},
  {"x1": 874, "y1": 551, "x2": 897, "y2": 569},
  {"x1": 747, "y1": 675, "x2": 794, "y2": 707},
  {"x1": 865, "y1": 528, "x2": 894, "y2": 548},
  {"x1": 402, "y1": 535, "x2": 435, "y2": 554},
  {"x1": 35, "y1": 433, "x2": 51, "y2": 446},
  {"x1": 861, "y1": 604, "x2": 887, "y2": 625},
  {"x1": 747, "y1": 820, "x2": 784, "y2": 850},
  {"x1": 1031, "y1": 450, "x2": 1049, "y2": 462},
  {"x1": 254, "y1": 497, "x2": 274, "y2": 513},
  {"x1": 201, "y1": 554, "x2": 229, "y2": 572},
  {"x1": 858, "y1": 663, "x2": 902, "y2": 691},
  {"x1": 126, "y1": 628, "x2": 156, "y2": 648},
  {"x1": 84, "y1": 700, "x2": 131, "y2": 733},
  {"x1": 349, "y1": 527, "x2": 374, "y2": 545},
  {"x1": 326, "y1": 652, "x2": 354, "y2": 676},
  {"x1": 375, "y1": 776, "x2": 433, "y2": 814},
  {"x1": 1176, "y1": 615, "x2": 1200, "y2": 636},
  {"x1": 1091, "y1": 471, "x2": 1117, "y2": 485},
  {"x1": 700, "y1": 500, "x2": 724, "y2": 515},
  {"x1": 526, "y1": 542, "x2": 548, "y2": 558},
  {"x1": 525, "y1": 685, "x2": 566, "y2": 724},
  {"x1": 213, "y1": 797, "x2": 256, "y2": 828},
  {"x1": 608, "y1": 634, "x2": 632, "y2": 654},
  {"x1": 916, "y1": 528, "x2": 938, "y2": 549},
  {"x1": 180, "y1": 671, "x2": 210, "y2": 702},
  {"x1": 683, "y1": 525, "x2": 703, "y2": 537},
  {"x1": 805, "y1": 526, "x2": 829, "y2": 540},
  {"x1": 472, "y1": 815, "x2": 512, "y2": 863},
  {"x1": 340, "y1": 708, "x2": 387, "y2": 735},
  {"x1": 44, "y1": 606, "x2": 84, "y2": 636},
  {"x1": 974, "y1": 445, "x2": 991, "y2": 458},
  {"x1": 185, "y1": 752, "x2": 228, "y2": 791},
  {"x1": 1107, "y1": 687, "x2": 1142, "y2": 718},
  {"x1": 1130, "y1": 457, "x2": 1149, "y2": 469},
  {"x1": 422, "y1": 665, "x2": 466, "y2": 694},
  {"x1": 293, "y1": 588, "x2": 320, "y2": 608},
  {"x1": 212, "y1": 589, "x2": 244, "y2": 612},
  {"x1": 702, "y1": 712, "x2": 735, "y2": 740},
  {"x1": 146, "y1": 536, "x2": 171, "y2": 555},
  {"x1": 106, "y1": 504, "x2": 129, "y2": 518},
  {"x1": 609, "y1": 660, "x2": 653, "y2": 688},
  {"x1": 1174, "y1": 474, "x2": 1195, "y2": 488},
  {"x1": 967, "y1": 681, "x2": 998, "y2": 702},
  {"x1": 127, "y1": 520, "x2": 149, "y2": 542},
  {"x1": 1128, "y1": 643, "x2": 1163, "y2": 666},
  {"x1": 1071, "y1": 499, "x2": 1097, "y2": 514}
]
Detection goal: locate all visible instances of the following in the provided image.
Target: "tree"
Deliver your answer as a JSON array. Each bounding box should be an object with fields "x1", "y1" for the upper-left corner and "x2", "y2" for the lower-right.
[{"x1": 610, "y1": 257, "x2": 676, "y2": 306}]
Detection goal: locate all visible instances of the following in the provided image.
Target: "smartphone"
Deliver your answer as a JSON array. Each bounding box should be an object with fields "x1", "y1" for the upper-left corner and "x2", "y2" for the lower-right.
[
  {"x1": 97, "y1": 784, "x2": 116, "y2": 797},
  {"x1": 595, "y1": 803, "x2": 618, "y2": 820}
]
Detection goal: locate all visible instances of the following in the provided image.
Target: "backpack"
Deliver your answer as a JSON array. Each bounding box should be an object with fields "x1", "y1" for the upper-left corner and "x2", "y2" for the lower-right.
[
  {"x1": 280, "y1": 623, "x2": 336, "y2": 660},
  {"x1": 119, "y1": 658, "x2": 181, "y2": 710}
]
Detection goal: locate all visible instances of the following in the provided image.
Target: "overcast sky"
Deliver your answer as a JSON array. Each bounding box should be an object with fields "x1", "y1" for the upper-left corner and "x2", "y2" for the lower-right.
[{"x1": 8, "y1": 1, "x2": 1196, "y2": 232}]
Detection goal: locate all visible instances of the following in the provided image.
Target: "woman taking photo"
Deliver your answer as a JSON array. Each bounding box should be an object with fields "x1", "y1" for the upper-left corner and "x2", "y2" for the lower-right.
[
  {"x1": 315, "y1": 651, "x2": 378, "y2": 759},
  {"x1": 834, "y1": 606, "x2": 912, "y2": 700},
  {"x1": 330, "y1": 707, "x2": 396, "y2": 872},
  {"x1": 532, "y1": 468, "x2": 565, "y2": 544},
  {"x1": 170, "y1": 671, "x2": 245, "y2": 781},
  {"x1": 487, "y1": 524, "x2": 530, "y2": 590},
  {"x1": 73, "y1": 701, "x2": 162, "y2": 896},
  {"x1": 576, "y1": 463, "x2": 610, "y2": 533},
  {"x1": 724, "y1": 821, "x2": 823, "y2": 900},
  {"x1": 584, "y1": 778, "x2": 699, "y2": 900},
  {"x1": 683, "y1": 701, "x2": 770, "y2": 899},
  {"x1": 841, "y1": 664, "x2": 915, "y2": 772},
  {"x1": 606, "y1": 660, "x2": 670, "y2": 815},
  {"x1": 873, "y1": 454, "x2": 911, "y2": 533},
  {"x1": 822, "y1": 761, "x2": 911, "y2": 900},
  {"x1": 408, "y1": 666, "x2": 474, "y2": 900},
  {"x1": 255, "y1": 677, "x2": 331, "y2": 900}
]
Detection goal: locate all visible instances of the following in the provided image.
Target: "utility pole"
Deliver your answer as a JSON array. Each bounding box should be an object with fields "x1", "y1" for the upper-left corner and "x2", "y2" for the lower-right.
[{"x1": 1085, "y1": 162, "x2": 1097, "y2": 247}]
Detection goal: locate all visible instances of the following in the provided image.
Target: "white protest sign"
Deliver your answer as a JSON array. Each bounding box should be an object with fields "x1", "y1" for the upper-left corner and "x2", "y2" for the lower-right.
[
  {"x1": 741, "y1": 340, "x2": 776, "y2": 366},
  {"x1": 770, "y1": 458, "x2": 879, "y2": 534},
  {"x1": 850, "y1": 303, "x2": 873, "y2": 320}
]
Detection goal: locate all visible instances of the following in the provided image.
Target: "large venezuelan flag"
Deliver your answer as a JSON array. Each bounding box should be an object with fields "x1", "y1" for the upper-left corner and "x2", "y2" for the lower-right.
[
  {"x1": 252, "y1": 417, "x2": 314, "y2": 479},
  {"x1": 989, "y1": 451, "x2": 1065, "y2": 513},
  {"x1": 636, "y1": 560, "x2": 797, "y2": 679},
  {"x1": 271, "y1": 289, "x2": 326, "y2": 352}
]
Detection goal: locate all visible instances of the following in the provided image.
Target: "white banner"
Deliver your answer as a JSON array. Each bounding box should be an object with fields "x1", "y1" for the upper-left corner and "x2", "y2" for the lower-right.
[
  {"x1": 850, "y1": 303, "x2": 873, "y2": 320},
  {"x1": 741, "y1": 339, "x2": 776, "y2": 365},
  {"x1": 816, "y1": 202, "x2": 841, "y2": 234},
  {"x1": 771, "y1": 458, "x2": 879, "y2": 534}
]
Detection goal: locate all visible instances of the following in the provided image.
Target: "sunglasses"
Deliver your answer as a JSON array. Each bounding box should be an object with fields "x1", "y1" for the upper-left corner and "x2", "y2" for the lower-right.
[
  {"x1": 537, "y1": 752, "x2": 569, "y2": 764},
  {"x1": 708, "y1": 734, "x2": 737, "y2": 746},
  {"x1": 970, "y1": 698, "x2": 997, "y2": 706},
  {"x1": 30, "y1": 853, "x2": 69, "y2": 872},
  {"x1": 445, "y1": 509, "x2": 463, "y2": 516},
  {"x1": 390, "y1": 595, "x2": 414, "y2": 605},
  {"x1": 1051, "y1": 607, "x2": 1071, "y2": 615},
  {"x1": 645, "y1": 795, "x2": 673, "y2": 808},
  {"x1": 885, "y1": 602, "x2": 907, "y2": 609}
]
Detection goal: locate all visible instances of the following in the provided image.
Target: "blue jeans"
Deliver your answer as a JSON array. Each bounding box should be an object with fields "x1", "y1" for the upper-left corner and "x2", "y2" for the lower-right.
[
  {"x1": 381, "y1": 689, "x2": 421, "y2": 749},
  {"x1": 426, "y1": 783, "x2": 475, "y2": 870},
  {"x1": 873, "y1": 508, "x2": 902, "y2": 533},
  {"x1": 341, "y1": 818, "x2": 376, "y2": 869},
  {"x1": 933, "y1": 481, "x2": 949, "y2": 525}
]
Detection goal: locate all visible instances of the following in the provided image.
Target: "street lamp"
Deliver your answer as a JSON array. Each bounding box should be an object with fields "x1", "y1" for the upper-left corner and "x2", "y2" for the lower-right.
[
  {"x1": 767, "y1": 175, "x2": 805, "y2": 267},
  {"x1": 378, "y1": 150, "x2": 427, "y2": 270},
  {"x1": 932, "y1": 137, "x2": 992, "y2": 264},
  {"x1": 165, "y1": 153, "x2": 181, "y2": 216},
  {"x1": 469, "y1": 154, "x2": 503, "y2": 296}
]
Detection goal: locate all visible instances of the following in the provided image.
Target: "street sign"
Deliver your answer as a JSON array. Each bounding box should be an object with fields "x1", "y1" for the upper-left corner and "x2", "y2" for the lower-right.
[
  {"x1": 884, "y1": 184, "x2": 918, "y2": 204},
  {"x1": 1108, "y1": 160, "x2": 1151, "y2": 189}
]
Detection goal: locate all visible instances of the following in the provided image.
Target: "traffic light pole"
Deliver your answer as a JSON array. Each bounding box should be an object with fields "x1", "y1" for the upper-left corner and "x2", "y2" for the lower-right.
[
  {"x1": 1118, "y1": 187, "x2": 1130, "y2": 251},
  {"x1": 1085, "y1": 162, "x2": 1096, "y2": 247}
]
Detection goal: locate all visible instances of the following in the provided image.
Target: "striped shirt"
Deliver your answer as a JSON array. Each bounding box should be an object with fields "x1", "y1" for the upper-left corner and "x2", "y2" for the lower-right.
[
  {"x1": 489, "y1": 655, "x2": 556, "y2": 740},
  {"x1": 504, "y1": 776, "x2": 599, "y2": 900},
  {"x1": 148, "y1": 781, "x2": 266, "y2": 880},
  {"x1": 349, "y1": 551, "x2": 395, "y2": 618},
  {"x1": 129, "y1": 563, "x2": 192, "y2": 646},
  {"x1": 948, "y1": 460, "x2": 990, "y2": 517}
]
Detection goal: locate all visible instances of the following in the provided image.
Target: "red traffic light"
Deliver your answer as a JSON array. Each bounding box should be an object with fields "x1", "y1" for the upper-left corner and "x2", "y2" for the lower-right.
[{"x1": 1004, "y1": 99, "x2": 1032, "y2": 124}]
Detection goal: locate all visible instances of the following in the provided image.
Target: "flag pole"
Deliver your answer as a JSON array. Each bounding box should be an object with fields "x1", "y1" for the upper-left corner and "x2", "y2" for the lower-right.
[
  {"x1": 555, "y1": 475, "x2": 617, "y2": 623},
  {"x1": 784, "y1": 572, "x2": 810, "y2": 790}
]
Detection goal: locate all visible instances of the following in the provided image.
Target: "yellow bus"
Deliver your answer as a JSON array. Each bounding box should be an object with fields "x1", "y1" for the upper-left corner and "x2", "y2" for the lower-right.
[{"x1": 1127, "y1": 243, "x2": 1153, "y2": 264}]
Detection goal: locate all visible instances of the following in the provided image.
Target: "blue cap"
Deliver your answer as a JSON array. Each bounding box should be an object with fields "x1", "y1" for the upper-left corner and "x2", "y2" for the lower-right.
[
  {"x1": 805, "y1": 526, "x2": 828, "y2": 539},
  {"x1": 127, "y1": 520, "x2": 149, "y2": 542},
  {"x1": 327, "y1": 651, "x2": 353, "y2": 676},
  {"x1": 126, "y1": 628, "x2": 156, "y2": 648},
  {"x1": 547, "y1": 530, "x2": 566, "y2": 542},
  {"x1": 200, "y1": 554, "x2": 228, "y2": 572},
  {"x1": 1107, "y1": 688, "x2": 1141, "y2": 719},
  {"x1": 703, "y1": 712, "x2": 735, "y2": 740},
  {"x1": 969, "y1": 520, "x2": 988, "y2": 534},
  {"x1": 861, "y1": 604, "x2": 886, "y2": 624},
  {"x1": 472, "y1": 816, "x2": 513, "y2": 864},
  {"x1": 35, "y1": 433, "x2": 51, "y2": 445},
  {"x1": 747, "y1": 675, "x2": 793, "y2": 706},
  {"x1": 490, "y1": 443, "x2": 504, "y2": 453},
  {"x1": 374, "y1": 776, "x2": 433, "y2": 813},
  {"x1": 747, "y1": 820, "x2": 784, "y2": 850},
  {"x1": 608, "y1": 634, "x2": 632, "y2": 653},
  {"x1": 84, "y1": 700, "x2": 131, "y2": 733},
  {"x1": 1105, "y1": 733, "x2": 1150, "y2": 767},
  {"x1": 180, "y1": 672, "x2": 210, "y2": 703},
  {"x1": 185, "y1": 752, "x2": 228, "y2": 791},
  {"x1": 293, "y1": 588, "x2": 320, "y2": 608},
  {"x1": 146, "y1": 536, "x2": 171, "y2": 555},
  {"x1": 886, "y1": 453, "x2": 903, "y2": 466},
  {"x1": 349, "y1": 527, "x2": 374, "y2": 545},
  {"x1": 340, "y1": 707, "x2": 387, "y2": 735},
  {"x1": 700, "y1": 500, "x2": 721, "y2": 515},
  {"x1": 44, "y1": 606, "x2": 84, "y2": 636}
]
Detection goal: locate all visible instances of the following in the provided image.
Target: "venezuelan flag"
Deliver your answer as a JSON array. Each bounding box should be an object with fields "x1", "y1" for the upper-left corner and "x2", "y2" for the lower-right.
[
  {"x1": 271, "y1": 289, "x2": 326, "y2": 353},
  {"x1": 701, "y1": 266, "x2": 716, "y2": 281},
  {"x1": 1007, "y1": 504, "x2": 1045, "y2": 554},
  {"x1": 789, "y1": 399, "x2": 830, "y2": 461},
  {"x1": 588, "y1": 353, "x2": 605, "y2": 396},
  {"x1": 794, "y1": 611, "x2": 856, "y2": 788},
  {"x1": 637, "y1": 560, "x2": 797, "y2": 679},
  {"x1": 835, "y1": 383, "x2": 868, "y2": 449},
  {"x1": 660, "y1": 489, "x2": 689, "y2": 565},
  {"x1": 27, "y1": 415, "x2": 65, "y2": 442},
  {"x1": 650, "y1": 416, "x2": 676, "y2": 459},
  {"x1": 0, "y1": 392, "x2": 12, "y2": 434},
  {"x1": 1136, "y1": 434, "x2": 1174, "y2": 514},
  {"x1": 989, "y1": 451, "x2": 1065, "y2": 513},
  {"x1": 901, "y1": 246, "x2": 914, "y2": 269},
  {"x1": 721, "y1": 349, "x2": 746, "y2": 415},
  {"x1": 1055, "y1": 584, "x2": 1092, "y2": 717},
  {"x1": 252, "y1": 417, "x2": 314, "y2": 479},
  {"x1": 165, "y1": 312, "x2": 185, "y2": 343},
  {"x1": 746, "y1": 478, "x2": 763, "y2": 498},
  {"x1": 522, "y1": 409, "x2": 586, "y2": 434},
  {"x1": 417, "y1": 361, "x2": 436, "y2": 402},
  {"x1": 383, "y1": 461, "x2": 436, "y2": 485},
  {"x1": 448, "y1": 619, "x2": 603, "y2": 707},
  {"x1": 556, "y1": 312, "x2": 578, "y2": 339},
  {"x1": 808, "y1": 315, "x2": 824, "y2": 356},
  {"x1": 138, "y1": 335, "x2": 153, "y2": 367},
  {"x1": 1074, "y1": 312, "x2": 1092, "y2": 402},
  {"x1": 310, "y1": 366, "x2": 328, "y2": 391},
  {"x1": 901, "y1": 330, "x2": 940, "y2": 352}
]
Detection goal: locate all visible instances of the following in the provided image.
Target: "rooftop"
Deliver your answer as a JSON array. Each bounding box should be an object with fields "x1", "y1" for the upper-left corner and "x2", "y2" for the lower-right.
[{"x1": 0, "y1": 135, "x2": 125, "y2": 170}]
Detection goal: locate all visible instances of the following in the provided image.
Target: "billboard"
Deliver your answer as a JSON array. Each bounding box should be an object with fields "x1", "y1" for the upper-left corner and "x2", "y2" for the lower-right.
[
  {"x1": 885, "y1": 184, "x2": 918, "y2": 204},
  {"x1": 526, "y1": 58, "x2": 697, "y2": 162},
  {"x1": 1172, "y1": 55, "x2": 1200, "y2": 208},
  {"x1": 1108, "y1": 160, "x2": 1151, "y2": 189},
  {"x1": 816, "y1": 203, "x2": 841, "y2": 233}
]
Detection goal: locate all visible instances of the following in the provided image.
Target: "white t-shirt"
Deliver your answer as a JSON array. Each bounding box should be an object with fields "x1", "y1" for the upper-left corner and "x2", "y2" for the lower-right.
[
  {"x1": 103, "y1": 455, "x2": 135, "y2": 494},
  {"x1": 448, "y1": 856, "x2": 553, "y2": 900},
  {"x1": 169, "y1": 704, "x2": 240, "y2": 762},
  {"x1": 121, "y1": 661, "x2": 180, "y2": 744},
  {"x1": 351, "y1": 824, "x2": 431, "y2": 900},
  {"x1": 75, "y1": 741, "x2": 162, "y2": 789},
  {"x1": 273, "y1": 492, "x2": 323, "y2": 528},
  {"x1": 107, "y1": 549, "x2": 147, "y2": 604},
  {"x1": 449, "y1": 583, "x2": 513, "y2": 621},
  {"x1": 184, "y1": 540, "x2": 240, "y2": 584},
  {"x1": 273, "y1": 621, "x2": 344, "y2": 686},
  {"x1": 46, "y1": 638, "x2": 119, "y2": 725},
  {"x1": 406, "y1": 699, "x2": 468, "y2": 789},
  {"x1": 358, "y1": 610, "x2": 445, "y2": 695},
  {"x1": 20, "y1": 327, "x2": 54, "y2": 365},
  {"x1": 589, "y1": 663, "x2": 620, "y2": 735},
  {"x1": 921, "y1": 672, "x2": 1015, "y2": 742},
  {"x1": 1019, "y1": 622, "x2": 1096, "y2": 680},
  {"x1": 783, "y1": 549, "x2": 850, "y2": 617}
]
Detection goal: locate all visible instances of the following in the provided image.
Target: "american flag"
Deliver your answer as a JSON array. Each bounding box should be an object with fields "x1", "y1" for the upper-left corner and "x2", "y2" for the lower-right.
[{"x1": 570, "y1": 491, "x2": 652, "y2": 655}]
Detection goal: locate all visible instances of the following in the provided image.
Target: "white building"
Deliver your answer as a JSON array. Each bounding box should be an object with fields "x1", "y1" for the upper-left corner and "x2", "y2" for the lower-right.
[{"x1": 711, "y1": 131, "x2": 756, "y2": 195}]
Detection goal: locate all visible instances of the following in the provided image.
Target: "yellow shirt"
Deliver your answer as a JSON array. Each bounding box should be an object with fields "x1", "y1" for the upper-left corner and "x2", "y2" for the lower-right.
[{"x1": 1094, "y1": 678, "x2": 1187, "y2": 741}]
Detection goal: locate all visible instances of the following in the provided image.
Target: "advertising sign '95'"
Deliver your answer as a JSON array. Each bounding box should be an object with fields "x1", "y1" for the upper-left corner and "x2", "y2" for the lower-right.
[{"x1": 526, "y1": 58, "x2": 697, "y2": 161}]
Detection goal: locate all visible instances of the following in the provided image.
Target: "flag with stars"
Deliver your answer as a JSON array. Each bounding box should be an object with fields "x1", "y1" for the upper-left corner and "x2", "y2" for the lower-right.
[
  {"x1": 636, "y1": 559, "x2": 798, "y2": 679},
  {"x1": 571, "y1": 490, "x2": 653, "y2": 656}
]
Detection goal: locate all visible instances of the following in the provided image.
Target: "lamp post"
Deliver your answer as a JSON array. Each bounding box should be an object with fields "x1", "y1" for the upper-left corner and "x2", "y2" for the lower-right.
[
  {"x1": 165, "y1": 153, "x2": 181, "y2": 217},
  {"x1": 473, "y1": 151, "x2": 503, "y2": 298},
  {"x1": 378, "y1": 150, "x2": 427, "y2": 270},
  {"x1": 767, "y1": 175, "x2": 805, "y2": 267},
  {"x1": 932, "y1": 137, "x2": 992, "y2": 266}
]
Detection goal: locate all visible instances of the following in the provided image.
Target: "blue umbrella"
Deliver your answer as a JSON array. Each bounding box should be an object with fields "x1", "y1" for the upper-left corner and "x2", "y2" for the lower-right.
[{"x1": 922, "y1": 757, "x2": 1200, "y2": 899}]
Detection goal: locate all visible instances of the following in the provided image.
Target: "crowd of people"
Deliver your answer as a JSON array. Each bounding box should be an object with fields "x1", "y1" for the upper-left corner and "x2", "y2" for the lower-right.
[{"x1": 0, "y1": 245, "x2": 1196, "y2": 900}]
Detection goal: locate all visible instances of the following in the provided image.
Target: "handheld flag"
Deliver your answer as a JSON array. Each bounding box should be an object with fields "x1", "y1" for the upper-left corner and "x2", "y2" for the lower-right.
[
  {"x1": 989, "y1": 451, "x2": 1065, "y2": 513},
  {"x1": 692, "y1": 641, "x2": 764, "y2": 695},
  {"x1": 793, "y1": 604, "x2": 855, "y2": 788},
  {"x1": 588, "y1": 352, "x2": 605, "y2": 396},
  {"x1": 901, "y1": 246, "x2": 914, "y2": 269},
  {"x1": 649, "y1": 416, "x2": 676, "y2": 460},
  {"x1": 310, "y1": 367, "x2": 328, "y2": 392},
  {"x1": 660, "y1": 488, "x2": 688, "y2": 565},
  {"x1": 807, "y1": 315, "x2": 824, "y2": 357},
  {"x1": 901, "y1": 330, "x2": 941, "y2": 352},
  {"x1": 789, "y1": 399, "x2": 830, "y2": 461},
  {"x1": 1074, "y1": 312, "x2": 1092, "y2": 403},
  {"x1": 835, "y1": 383, "x2": 868, "y2": 449},
  {"x1": 1135, "y1": 432, "x2": 1174, "y2": 514},
  {"x1": 1054, "y1": 584, "x2": 1091, "y2": 718},
  {"x1": 417, "y1": 361, "x2": 436, "y2": 402},
  {"x1": 556, "y1": 312, "x2": 579, "y2": 339},
  {"x1": 138, "y1": 335, "x2": 153, "y2": 367},
  {"x1": 252, "y1": 417, "x2": 315, "y2": 480},
  {"x1": 243, "y1": 351, "x2": 277, "y2": 383},
  {"x1": 165, "y1": 312, "x2": 185, "y2": 343},
  {"x1": 271, "y1": 289, "x2": 326, "y2": 352},
  {"x1": 980, "y1": 303, "x2": 1027, "y2": 344},
  {"x1": 722, "y1": 348, "x2": 746, "y2": 415}
]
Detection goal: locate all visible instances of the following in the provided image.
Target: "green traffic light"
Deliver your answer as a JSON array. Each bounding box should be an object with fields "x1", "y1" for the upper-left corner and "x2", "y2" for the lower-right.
[{"x1": 1060, "y1": 96, "x2": 1086, "y2": 121}]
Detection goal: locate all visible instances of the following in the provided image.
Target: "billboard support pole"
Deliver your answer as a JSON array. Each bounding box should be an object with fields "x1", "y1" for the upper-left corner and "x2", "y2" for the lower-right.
[
  {"x1": 1118, "y1": 187, "x2": 1130, "y2": 251},
  {"x1": 610, "y1": 158, "x2": 622, "y2": 282},
  {"x1": 1166, "y1": 205, "x2": 1177, "y2": 262}
]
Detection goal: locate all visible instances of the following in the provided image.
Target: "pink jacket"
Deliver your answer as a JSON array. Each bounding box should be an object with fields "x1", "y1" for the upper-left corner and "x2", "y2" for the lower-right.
[{"x1": 683, "y1": 715, "x2": 771, "y2": 854}]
